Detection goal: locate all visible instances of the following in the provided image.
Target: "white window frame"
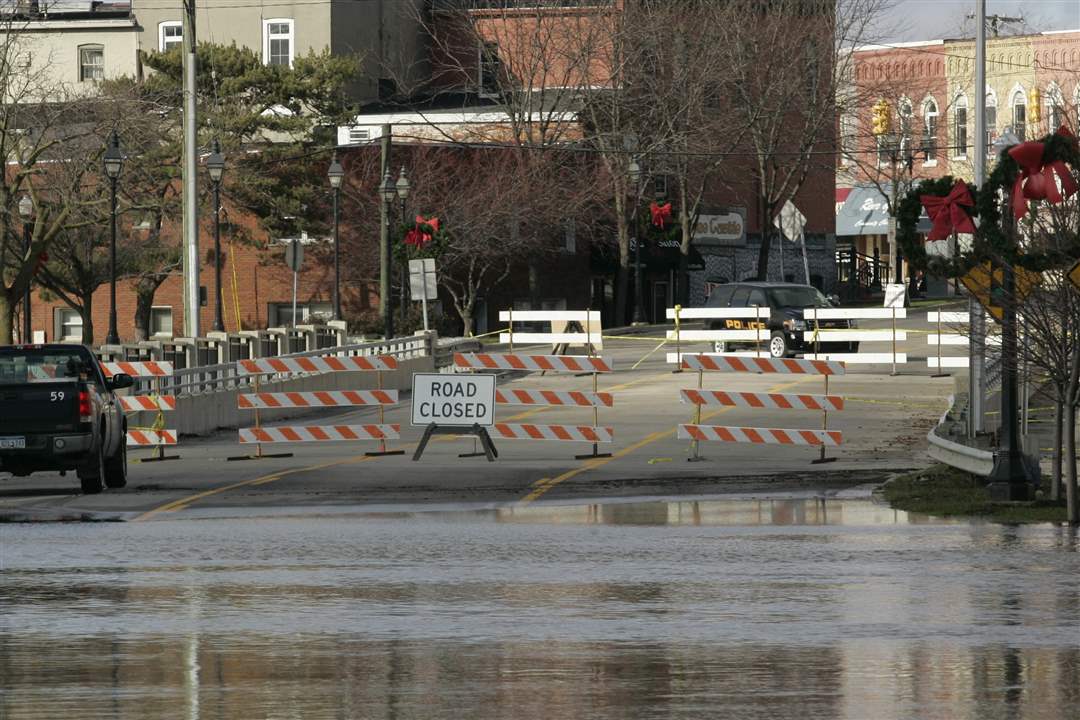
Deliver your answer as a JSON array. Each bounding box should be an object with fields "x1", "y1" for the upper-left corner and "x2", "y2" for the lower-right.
[
  {"x1": 262, "y1": 18, "x2": 295, "y2": 68},
  {"x1": 158, "y1": 21, "x2": 183, "y2": 52},
  {"x1": 839, "y1": 113, "x2": 857, "y2": 165},
  {"x1": 478, "y1": 41, "x2": 499, "y2": 98},
  {"x1": 1010, "y1": 85, "x2": 1027, "y2": 141},
  {"x1": 952, "y1": 94, "x2": 968, "y2": 160},
  {"x1": 78, "y1": 44, "x2": 104, "y2": 82},
  {"x1": 150, "y1": 306, "x2": 174, "y2": 338},
  {"x1": 55, "y1": 308, "x2": 83, "y2": 342},
  {"x1": 922, "y1": 97, "x2": 939, "y2": 167},
  {"x1": 985, "y1": 88, "x2": 998, "y2": 157}
]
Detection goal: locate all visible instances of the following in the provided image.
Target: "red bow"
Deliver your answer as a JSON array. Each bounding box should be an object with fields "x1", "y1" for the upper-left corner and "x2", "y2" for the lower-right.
[
  {"x1": 1007, "y1": 126, "x2": 1078, "y2": 219},
  {"x1": 650, "y1": 202, "x2": 672, "y2": 229},
  {"x1": 920, "y1": 180, "x2": 976, "y2": 241},
  {"x1": 404, "y1": 215, "x2": 440, "y2": 247}
]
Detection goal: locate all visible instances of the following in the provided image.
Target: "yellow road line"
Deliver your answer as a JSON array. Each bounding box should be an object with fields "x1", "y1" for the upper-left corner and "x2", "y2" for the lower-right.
[{"x1": 518, "y1": 376, "x2": 813, "y2": 506}]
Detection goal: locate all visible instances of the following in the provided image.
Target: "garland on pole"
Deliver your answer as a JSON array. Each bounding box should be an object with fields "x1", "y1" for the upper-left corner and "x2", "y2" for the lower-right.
[{"x1": 897, "y1": 126, "x2": 1080, "y2": 277}]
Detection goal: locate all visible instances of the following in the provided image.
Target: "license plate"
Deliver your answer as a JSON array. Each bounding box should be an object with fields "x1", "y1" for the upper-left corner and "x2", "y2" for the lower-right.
[{"x1": 0, "y1": 436, "x2": 26, "y2": 449}]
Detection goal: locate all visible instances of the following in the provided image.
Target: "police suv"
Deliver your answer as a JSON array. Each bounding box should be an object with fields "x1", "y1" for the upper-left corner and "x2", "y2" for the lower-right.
[{"x1": 703, "y1": 282, "x2": 859, "y2": 358}]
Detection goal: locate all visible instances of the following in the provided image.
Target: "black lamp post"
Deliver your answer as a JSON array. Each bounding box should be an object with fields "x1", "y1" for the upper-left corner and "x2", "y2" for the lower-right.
[
  {"x1": 379, "y1": 170, "x2": 397, "y2": 338},
  {"x1": 628, "y1": 158, "x2": 645, "y2": 324},
  {"x1": 327, "y1": 152, "x2": 345, "y2": 321},
  {"x1": 18, "y1": 194, "x2": 33, "y2": 343},
  {"x1": 103, "y1": 131, "x2": 123, "y2": 345},
  {"x1": 395, "y1": 167, "x2": 410, "y2": 326},
  {"x1": 207, "y1": 139, "x2": 225, "y2": 332}
]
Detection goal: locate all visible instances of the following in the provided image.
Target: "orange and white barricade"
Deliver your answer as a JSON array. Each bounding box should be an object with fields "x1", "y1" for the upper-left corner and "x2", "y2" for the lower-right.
[
  {"x1": 678, "y1": 353, "x2": 845, "y2": 463},
  {"x1": 665, "y1": 305, "x2": 771, "y2": 367},
  {"x1": 455, "y1": 351, "x2": 614, "y2": 459},
  {"x1": 102, "y1": 361, "x2": 179, "y2": 460},
  {"x1": 235, "y1": 353, "x2": 401, "y2": 459}
]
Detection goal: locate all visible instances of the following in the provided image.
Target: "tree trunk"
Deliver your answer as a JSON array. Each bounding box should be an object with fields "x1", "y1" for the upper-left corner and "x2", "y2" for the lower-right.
[
  {"x1": 80, "y1": 296, "x2": 95, "y2": 348},
  {"x1": 1052, "y1": 393, "x2": 1063, "y2": 502},
  {"x1": 615, "y1": 191, "x2": 630, "y2": 327},
  {"x1": 756, "y1": 194, "x2": 771, "y2": 281},
  {"x1": 677, "y1": 174, "x2": 691, "y2": 307},
  {"x1": 133, "y1": 287, "x2": 153, "y2": 342},
  {"x1": 1067, "y1": 404, "x2": 1077, "y2": 524},
  {"x1": 0, "y1": 293, "x2": 14, "y2": 345},
  {"x1": 460, "y1": 297, "x2": 475, "y2": 338}
]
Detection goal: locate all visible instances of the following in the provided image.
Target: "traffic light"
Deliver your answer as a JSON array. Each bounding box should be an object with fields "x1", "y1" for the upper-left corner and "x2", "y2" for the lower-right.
[
  {"x1": 1028, "y1": 87, "x2": 1041, "y2": 125},
  {"x1": 871, "y1": 99, "x2": 891, "y2": 136}
]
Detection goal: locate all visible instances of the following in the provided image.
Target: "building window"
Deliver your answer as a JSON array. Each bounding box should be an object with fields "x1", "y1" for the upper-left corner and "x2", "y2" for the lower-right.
[
  {"x1": 159, "y1": 21, "x2": 182, "y2": 52},
  {"x1": 1011, "y1": 90, "x2": 1026, "y2": 141},
  {"x1": 985, "y1": 99, "x2": 997, "y2": 155},
  {"x1": 150, "y1": 307, "x2": 173, "y2": 337},
  {"x1": 263, "y1": 19, "x2": 294, "y2": 67},
  {"x1": 562, "y1": 220, "x2": 576, "y2": 254},
  {"x1": 268, "y1": 302, "x2": 332, "y2": 327},
  {"x1": 479, "y1": 41, "x2": 500, "y2": 96},
  {"x1": 78, "y1": 44, "x2": 104, "y2": 82},
  {"x1": 898, "y1": 99, "x2": 913, "y2": 143},
  {"x1": 953, "y1": 96, "x2": 968, "y2": 158},
  {"x1": 920, "y1": 97, "x2": 937, "y2": 160},
  {"x1": 55, "y1": 308, "x2": 83, "y2": 342},
  {"x1": 347, "y1": 127, "x2": 370, "y2": 144},
  {"x1": 1047, "y1": 96, "x2": 1064, "y2": 131}
]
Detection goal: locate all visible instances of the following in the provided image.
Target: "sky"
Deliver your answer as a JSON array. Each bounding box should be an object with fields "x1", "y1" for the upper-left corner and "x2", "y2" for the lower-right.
[{"x1": 876, "y1": 0, "x2": 1080, "y2": 42}]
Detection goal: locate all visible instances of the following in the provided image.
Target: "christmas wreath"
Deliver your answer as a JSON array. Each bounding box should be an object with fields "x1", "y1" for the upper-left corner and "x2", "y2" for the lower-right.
[
  {"x1": 393, "y1": 215, "x2": 448, "y2": 264},
  {"x1": 897, "y1": 126, "x2": 1080, "y2": 277}
]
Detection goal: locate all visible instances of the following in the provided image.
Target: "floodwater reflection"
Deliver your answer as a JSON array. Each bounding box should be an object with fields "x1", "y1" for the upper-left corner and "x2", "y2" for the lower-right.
[{"x1": 1, "y1": 500, "x2": 1077, "y2": 719}]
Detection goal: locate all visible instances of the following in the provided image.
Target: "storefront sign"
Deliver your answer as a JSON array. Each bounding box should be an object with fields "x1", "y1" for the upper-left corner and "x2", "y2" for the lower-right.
[{"x1": 693, "y1": 210, "x2": 746, "y2": 247}]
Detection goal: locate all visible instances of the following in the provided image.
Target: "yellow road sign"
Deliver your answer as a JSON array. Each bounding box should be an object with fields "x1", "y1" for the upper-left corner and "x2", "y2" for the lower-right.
[
  {"x1": 1068, "y1": 260, "x2": 1080, "y2": 291},
  {"x1": 959, "y1": 261, "x2": 1040, "y2": 324}
]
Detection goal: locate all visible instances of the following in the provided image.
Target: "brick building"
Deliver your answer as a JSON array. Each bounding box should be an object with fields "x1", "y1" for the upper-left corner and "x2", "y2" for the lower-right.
[{"x1": 837, "y1": 29, "x2": 1080, "y2": 297}]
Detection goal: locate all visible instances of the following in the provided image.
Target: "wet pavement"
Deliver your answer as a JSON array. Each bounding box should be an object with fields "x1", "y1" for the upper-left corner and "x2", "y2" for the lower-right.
[{"x1": 2, "y1": 496, "x2": 1078, "y2": 719}]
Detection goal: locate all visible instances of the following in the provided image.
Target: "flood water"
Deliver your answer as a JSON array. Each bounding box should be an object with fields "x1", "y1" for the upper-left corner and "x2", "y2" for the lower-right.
[{"x1": 2, "y1": 497, "x2": 1078, "y2": 720}]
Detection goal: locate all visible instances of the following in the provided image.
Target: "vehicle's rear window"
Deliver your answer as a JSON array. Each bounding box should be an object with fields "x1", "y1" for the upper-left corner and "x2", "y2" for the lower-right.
[
  {"x1": 706, "y1": 285, "x2": 736, "y2": 307},
  {"x1": 0, "y1": 350, "x2": 95, "y2": 384},
  {"x1": 767, "y1": 286, "x2": 831, "y2": 308}
]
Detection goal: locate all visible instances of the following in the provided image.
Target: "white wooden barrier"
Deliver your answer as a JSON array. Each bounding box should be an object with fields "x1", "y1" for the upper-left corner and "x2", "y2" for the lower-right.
[
  {"x1": 665, "y1": 306, "x2": 770, "y2": 363},
  {"x1": 498, "y1": 310, "x2": 602, "y2": 350},
  {"x1": 802, "y1": 307, "x2": 907, "y2": 370}
]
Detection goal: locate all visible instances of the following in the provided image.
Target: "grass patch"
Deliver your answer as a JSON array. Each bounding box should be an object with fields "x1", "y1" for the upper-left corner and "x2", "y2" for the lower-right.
[{"x1": 882, "y1": 464, "x2": 1067, "y2": 524}]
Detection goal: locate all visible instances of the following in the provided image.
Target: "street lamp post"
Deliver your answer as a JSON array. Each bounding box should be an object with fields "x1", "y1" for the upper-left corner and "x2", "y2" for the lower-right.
[
  {"x1": 207, "y1": 139, "x2": 225, "y2": 332},
  {"x1": 327, "y1": 152, "x2": 345, "y2": 321},
  {"x1": 395, "y1": 167, "x2": 410, "y2": 327},
  {"x1": 103, "y1": 131, "x2": 123, "y2": 345},
  {"x1": 18, "y1": 195, "x2": 33, "y2": 343},
  {"x1": 628, "y1": 159, "x2": 645, "y2": 324},
  {"x1": 379, "y1": 171, "x2": 397, "y2": 338}
]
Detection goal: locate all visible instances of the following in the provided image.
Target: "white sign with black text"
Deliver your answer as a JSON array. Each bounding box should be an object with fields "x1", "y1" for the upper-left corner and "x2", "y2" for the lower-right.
[{"x1": 411, "y1": 373, "x2": 496, "y2": 427}]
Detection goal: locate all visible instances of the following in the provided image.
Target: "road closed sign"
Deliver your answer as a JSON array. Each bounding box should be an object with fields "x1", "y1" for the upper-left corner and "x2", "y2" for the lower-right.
[{"x1": 411, "y1": 373, "x2": 496, "y2": 427}]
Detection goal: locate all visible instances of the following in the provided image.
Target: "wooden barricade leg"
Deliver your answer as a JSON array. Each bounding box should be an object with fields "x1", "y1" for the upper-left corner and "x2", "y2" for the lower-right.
[
  {"x1": 931, "y1": 311, "x2": 949, "y2": 378},
  {"x1": 811, "y1": 373, "x2": 837, "y2": 465},
  {"x1": 366, "y1": 367, "x2": 405, "y2": 457},
  {"x1": 890, "y1": 306, "x2": 899, "y2": 376},
  {"x1": 575, "y1": 364, "x2": 612, "y2": 460},
  {"x1": 688, "y1": 366, "x2": 705, "y2": 462}
]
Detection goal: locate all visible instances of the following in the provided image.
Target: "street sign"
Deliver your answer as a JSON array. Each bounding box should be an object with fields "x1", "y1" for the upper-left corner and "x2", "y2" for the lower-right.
[
  {"x1": 411, "y1": 373, "x2": 495, "y2": 427},
  {"x1": 409, "y1": 258, "x2": 437, "y2": 300},
  {"x1": 883, "y1": 283, "x2": 907, "y2": 308},
  {"x1": 960, "y1": 261, "x2": 1040, "y2": 324},
  {"x1": 1068, "y1": 260, "x2": 1080, "y2": 291},
  {"x1": 285, "y1": 239, "x2": 304, "y2": 272},
  {"x1": 773, "y1": 200, "x2": 809, "y2": 284}
]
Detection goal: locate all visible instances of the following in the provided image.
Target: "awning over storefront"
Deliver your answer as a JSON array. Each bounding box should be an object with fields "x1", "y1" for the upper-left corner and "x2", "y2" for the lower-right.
[{"x1": 836, "y1": 185, "x2": 931, "y2": 236}]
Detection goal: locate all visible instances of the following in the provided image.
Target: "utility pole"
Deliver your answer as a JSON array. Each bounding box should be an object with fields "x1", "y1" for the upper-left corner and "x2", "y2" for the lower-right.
[
  {"x1": 181, "y1": 0, "x2": 200, "y2": 338},
  {"x1": 380, "y1": 124, "x2": 393, "y2": 339},
  {"x1": 969, "y1": 0, "x2": 986, "y2": 438}
]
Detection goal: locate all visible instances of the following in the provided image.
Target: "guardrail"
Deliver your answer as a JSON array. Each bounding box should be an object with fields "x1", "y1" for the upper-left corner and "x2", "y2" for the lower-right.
[
  {"x1": 926, "y1": 394, "x2": 995, "y2": 476},
  {"x1": 105, "y1": 333, "x2": 438, "y2": 398}
]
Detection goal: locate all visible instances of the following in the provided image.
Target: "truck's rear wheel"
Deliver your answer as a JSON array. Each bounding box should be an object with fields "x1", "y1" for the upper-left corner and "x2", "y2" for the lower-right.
[
  {"x1": 104, "y1": 438, "x2": 127, "y2": 489},
  {"x1": 78, "y1": 439, "x2": 105, "y2": 494}
]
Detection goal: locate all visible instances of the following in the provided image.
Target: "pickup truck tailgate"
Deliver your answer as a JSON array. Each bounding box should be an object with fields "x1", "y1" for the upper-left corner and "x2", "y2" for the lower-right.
[{"x1": 0, "y1": 382, "x2": 81, "y2": 433}]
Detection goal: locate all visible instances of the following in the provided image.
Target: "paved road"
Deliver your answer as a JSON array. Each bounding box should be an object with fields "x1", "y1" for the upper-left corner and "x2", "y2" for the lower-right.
[{"x1": 0, "y1": 310, "x2": 961, "y2": 521}]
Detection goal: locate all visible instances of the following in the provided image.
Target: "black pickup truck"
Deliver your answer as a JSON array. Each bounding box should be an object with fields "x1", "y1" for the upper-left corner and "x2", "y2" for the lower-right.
[{"x1": 0, "y1": 344, "x2": 133, "y2": 494}]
